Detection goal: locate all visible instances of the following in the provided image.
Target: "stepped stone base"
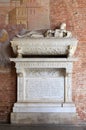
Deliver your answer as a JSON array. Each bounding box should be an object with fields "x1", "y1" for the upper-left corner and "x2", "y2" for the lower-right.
[{"x1": 11, "y1": 112, "x2": 77, "y2": 125}]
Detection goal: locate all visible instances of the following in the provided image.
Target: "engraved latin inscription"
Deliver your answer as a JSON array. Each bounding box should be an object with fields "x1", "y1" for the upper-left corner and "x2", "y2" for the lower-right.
[{"x1": 25, "y1": 69, "x2": 65, "y2": 102}]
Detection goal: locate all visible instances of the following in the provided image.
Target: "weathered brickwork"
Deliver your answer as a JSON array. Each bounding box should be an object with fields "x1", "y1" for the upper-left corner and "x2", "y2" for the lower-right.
[
  {"x1": 50, "y1": 0, "x2": 86, "y2": 121},
  {"x1": 0, "y1": 0, "x2": 86, "y2": 123},
  {"x1": 0, "y1": 67, "x2": 17, "y2": 123}
]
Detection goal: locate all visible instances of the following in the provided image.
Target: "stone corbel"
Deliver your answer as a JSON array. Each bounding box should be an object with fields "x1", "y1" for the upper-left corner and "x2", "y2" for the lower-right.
[
  {"x1": 68, "y1": 45, "x2": 77, "y2": 57},
  {"x1": 17, "y1": 46, "x2": 22, "y2": 58}
]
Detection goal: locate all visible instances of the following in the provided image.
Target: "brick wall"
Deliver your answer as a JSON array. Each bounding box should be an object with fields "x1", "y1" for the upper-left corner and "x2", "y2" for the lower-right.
[
  {"x1": 50, "y1": 0, "x2": 86, "y2": 121},
  {"x1": 0, "y1": 0, "x2": 86, "y2": 123},
  {"x1": 0, "y1": 67, "x2": 17, "y2": 123}
]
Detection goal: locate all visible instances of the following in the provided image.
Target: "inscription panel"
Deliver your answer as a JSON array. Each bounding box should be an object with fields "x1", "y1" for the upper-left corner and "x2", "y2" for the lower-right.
[{"x1": 25, "y1": 69, "x2": 64, "y2": 102}]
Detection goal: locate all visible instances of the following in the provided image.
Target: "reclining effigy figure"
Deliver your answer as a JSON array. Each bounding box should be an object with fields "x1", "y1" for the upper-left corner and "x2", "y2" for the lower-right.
[
  {"x1": 16, "y1": 23, "x2": 72, "y2": 38},
  {"x1": 16, "y1": 30, "x2": 44, "y2": 38},
  {"x1": 45, "y1": 23, "x2": 72, "y2": 38},
  {"x1": 54, "y1": 23, "x2": 72, "y2": 38}
]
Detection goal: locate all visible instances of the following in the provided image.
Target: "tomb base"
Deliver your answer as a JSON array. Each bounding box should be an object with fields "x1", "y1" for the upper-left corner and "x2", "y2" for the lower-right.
[
  {"x1": 11, "y1": 104, "x2": 77, "y2": 124},
  {"x1": 10, "y1": 58, "x2": 77, "y2": 124}
]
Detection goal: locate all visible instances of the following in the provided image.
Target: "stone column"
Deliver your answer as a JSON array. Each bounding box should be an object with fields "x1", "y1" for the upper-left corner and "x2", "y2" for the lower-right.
[
  {"x1": 64, "y1": 68, "x2": 73, "y2": 103},
  {"x1": 16, "y1": 69, "x2": 25, "y2": 102}
]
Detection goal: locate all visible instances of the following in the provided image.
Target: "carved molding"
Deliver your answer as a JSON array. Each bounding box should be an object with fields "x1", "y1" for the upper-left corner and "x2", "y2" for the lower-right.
[
  {"x1": 16, "y1": 62, "x2": 68, "y2": 69},
  {"x1": 25, "y1": 68, "x2": 65, "y2": 77}
]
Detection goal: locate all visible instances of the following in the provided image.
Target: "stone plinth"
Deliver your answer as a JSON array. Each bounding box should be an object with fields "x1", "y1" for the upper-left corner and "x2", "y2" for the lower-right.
[
  {"x1": 10, "y1": 58, "x2": 77, "y2": 124},
  {"x1": 11, "y1": 112, "x2": 77, "y2": 124}
]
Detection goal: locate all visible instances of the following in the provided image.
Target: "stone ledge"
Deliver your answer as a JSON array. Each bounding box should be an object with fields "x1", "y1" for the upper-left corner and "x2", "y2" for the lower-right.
[
  {"x1": 12, "y1": 103, "x2": 76, "y2": 113},
  {"x1": 10, "y1": 58, "x2": 78, "y2": 62}
]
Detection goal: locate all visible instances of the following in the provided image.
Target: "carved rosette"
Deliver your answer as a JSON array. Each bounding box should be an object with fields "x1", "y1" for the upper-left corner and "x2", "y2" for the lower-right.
[{"x1": 16, "y1": 69, "x2": 24, "y2": 77}]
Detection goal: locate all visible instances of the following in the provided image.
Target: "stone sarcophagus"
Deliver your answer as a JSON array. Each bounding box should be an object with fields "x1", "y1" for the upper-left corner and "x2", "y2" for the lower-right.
[
  {"x1": 11, "y1": 37, "x2": 78, "y2": 57},
  {"x1": 10, "y1": 24, "x2": 78, "y2": 124}
]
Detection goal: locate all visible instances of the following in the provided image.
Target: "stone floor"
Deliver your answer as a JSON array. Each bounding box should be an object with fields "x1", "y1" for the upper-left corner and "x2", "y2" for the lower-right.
[{"x1": 0, "y1": 124, "x2": 86, "y2": 130}]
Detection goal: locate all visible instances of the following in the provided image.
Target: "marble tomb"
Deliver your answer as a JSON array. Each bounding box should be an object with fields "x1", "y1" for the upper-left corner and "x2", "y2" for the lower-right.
[{"x1": 10, "y1": 24, "x2": 78, "y2": 124}]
